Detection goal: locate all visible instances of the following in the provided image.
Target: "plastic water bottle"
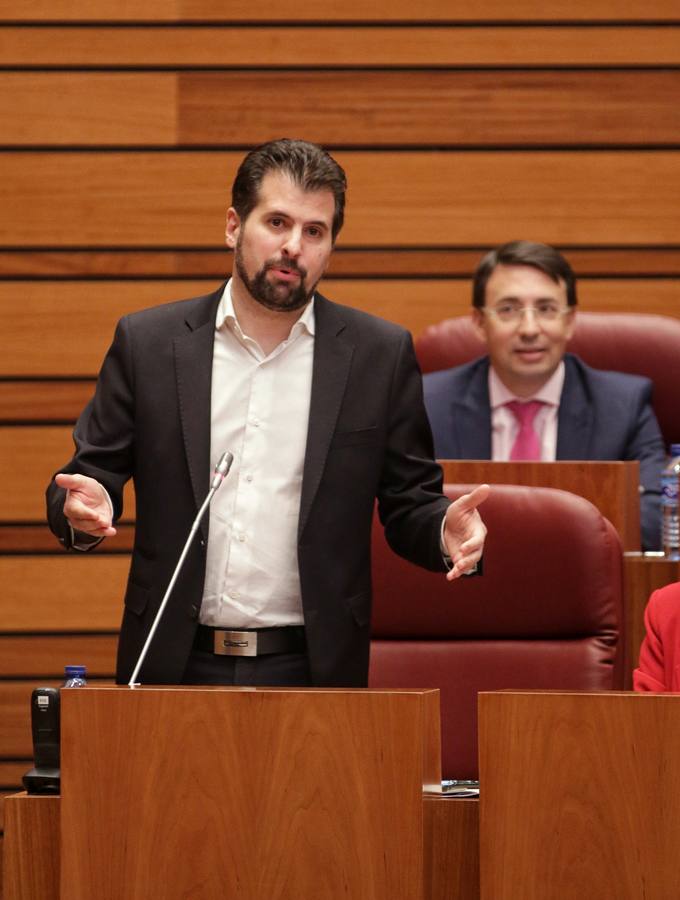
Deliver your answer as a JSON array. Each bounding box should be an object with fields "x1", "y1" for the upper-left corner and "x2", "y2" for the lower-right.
[
  {"x1": 63, "y1": 665, "x2": 87, "y2": 687},
  {"x1": 661, "y1": 444, "x2": 680, "y2": 560}
]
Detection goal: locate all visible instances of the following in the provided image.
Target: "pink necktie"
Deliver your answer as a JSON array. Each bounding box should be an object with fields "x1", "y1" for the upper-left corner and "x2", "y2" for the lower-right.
[{"x1": 506, "y1": 400, "x2": 544, "y2": 461}]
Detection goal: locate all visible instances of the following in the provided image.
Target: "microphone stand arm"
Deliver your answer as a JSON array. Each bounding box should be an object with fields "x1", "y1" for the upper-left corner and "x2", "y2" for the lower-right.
[{"x1": 128, "y1": 451, "x2": 233, "y2": 687}]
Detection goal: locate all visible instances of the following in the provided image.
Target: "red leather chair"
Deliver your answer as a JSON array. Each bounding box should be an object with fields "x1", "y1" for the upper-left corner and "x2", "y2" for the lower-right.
[
  {"x1": 368, "y1": 484, "x2": 623, "y2": 779},
  {"x1": 414, "y1": 311, "x2": 680, "y2": 447}
]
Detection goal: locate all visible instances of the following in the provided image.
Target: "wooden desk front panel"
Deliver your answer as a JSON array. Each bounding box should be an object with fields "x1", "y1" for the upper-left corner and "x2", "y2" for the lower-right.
[
  {"x1": 3, "y1": 791, "x2": 481, "y2": 900},
  {"x1": 479, "y1": 691, "x2": 680, "y2": 899},
  {"x1": 60, "y1": 687, "x2": 440, "y2": 900},
  {"x1": 3, "y1": 793, "x2": 60, "y2": 900}
]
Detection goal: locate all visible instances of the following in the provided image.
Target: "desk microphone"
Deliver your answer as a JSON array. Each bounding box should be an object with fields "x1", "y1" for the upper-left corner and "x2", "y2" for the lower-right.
[
  {"x1": 128, "y1": 450, "x2": 234, "y2": 687},
  {"x1": 22, "y1": 688, "x2": 61, "y2": 794}
]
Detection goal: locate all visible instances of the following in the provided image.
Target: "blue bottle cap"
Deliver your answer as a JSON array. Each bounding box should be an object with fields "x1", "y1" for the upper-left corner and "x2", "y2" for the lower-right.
[
  {"x1": 64, "y1": 665, "x2": 86, "y2": 676},
  {"x1": 670, "y1": 444, "x2": 680, "y2": 457}
]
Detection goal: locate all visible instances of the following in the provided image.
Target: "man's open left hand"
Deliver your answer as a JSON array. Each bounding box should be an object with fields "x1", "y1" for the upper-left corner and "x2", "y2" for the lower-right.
[{"x1": 443, "y1": 484, "x2": 490, "y2": 580}]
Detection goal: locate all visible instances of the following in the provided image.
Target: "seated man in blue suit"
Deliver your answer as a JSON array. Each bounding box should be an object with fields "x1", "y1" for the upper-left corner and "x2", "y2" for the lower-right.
[{"x1": 423, "y1": 240, "x2": 664, "y2": 550}]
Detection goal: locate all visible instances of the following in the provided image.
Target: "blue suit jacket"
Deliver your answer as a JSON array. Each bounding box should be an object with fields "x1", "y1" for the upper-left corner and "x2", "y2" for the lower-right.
[{"x1": 423, "y1": 353, "x2": 665, "y2": 550}]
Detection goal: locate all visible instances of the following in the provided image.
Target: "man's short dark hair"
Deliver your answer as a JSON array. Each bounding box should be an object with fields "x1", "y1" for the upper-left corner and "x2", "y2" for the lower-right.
[
  {"x1": 472, "y1": 241, "x2": 577, "y2": 308},
  {"x1": 231, "y1": 138, "x2": 347, "y2": 241}
]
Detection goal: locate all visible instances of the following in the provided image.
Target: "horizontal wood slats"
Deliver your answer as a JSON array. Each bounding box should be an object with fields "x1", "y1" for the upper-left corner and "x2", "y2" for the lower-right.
[
  {"x1": 0, "y1": 762, "x2": 28, "y2": 786},
  {"x1": 1, "y1": 278, "x2": 679, "y2": 380},
  {"x1": 0, "y1": 0, "x2": 678, "y2": 21},
  {"x1": 0, "y1": 556, "x2": 127, "y2": 631},
  {"x1": 1, "y1": 425, "x2": 78, "y2": 518},
  {"x1": 2, "y1": 26, "x2": 680, "y2": 67},
  {"x1": 3, "y1": 71, "x2": 680, "y2": 147},
  {"x1": 0, "y1": 523, "x2": 135, "y2": 552},
  {"x1": 0, "y1": 73, "x2": 177, "y2": 145},
  {"x1": 2, "y1": 248, "x2": 680, "y2": 278},
  {"x1": 2, "y1": 152, "x2": 680, "y2": 246},
  {"x1": 0, "y1": 426, "x2": 136, "y2": 521},
  {"x1": 177, "y1": 71, "x2": 680, "y2": 148},
  {"x1": 0, "y1": 382, "x2": 95, "y2": 422},
  {"x1": 0, "y1": 279, "x2": 212, "y2": 376},
  {"x1": 0, "y1": 635, "x2": 117, "y2": 677}
]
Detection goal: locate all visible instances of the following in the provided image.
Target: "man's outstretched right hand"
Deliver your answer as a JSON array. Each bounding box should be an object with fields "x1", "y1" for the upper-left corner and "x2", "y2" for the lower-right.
[{"x1": 54, "y1": 473, "x2": 117, "y2": 538}]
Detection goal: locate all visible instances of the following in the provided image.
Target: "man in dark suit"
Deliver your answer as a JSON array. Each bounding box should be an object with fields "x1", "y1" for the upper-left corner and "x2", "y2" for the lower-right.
[
  {"x1": 47, "y1": 138, "x2": 488, "y2": 688},
  {"x1": 423, "y1": 240, "x2": 664, "y2": 550}
]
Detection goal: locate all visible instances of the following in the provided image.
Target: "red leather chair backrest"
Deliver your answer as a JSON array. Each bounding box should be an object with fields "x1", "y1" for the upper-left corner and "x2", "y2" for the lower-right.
[
  {"x1": 416, "y1": 315, "x2": 483, "y2": 374},
  {"x1": 369, "y1": 484, "x2": 623, "y2": 779},
  {"x1": 415, "y1": 312, "x2": 680, "y2": 447}
]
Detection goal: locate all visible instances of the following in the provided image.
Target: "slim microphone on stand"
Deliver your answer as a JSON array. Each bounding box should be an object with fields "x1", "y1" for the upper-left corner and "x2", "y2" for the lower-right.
[{"x1": 128, "y1": 450, "x2": 234, "y2": 687}]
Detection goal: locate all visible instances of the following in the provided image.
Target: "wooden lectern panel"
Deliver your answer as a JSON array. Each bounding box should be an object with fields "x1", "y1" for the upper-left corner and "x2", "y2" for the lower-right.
[
  {"x1": 3, "y1": 792, "x2": 481, "y2": 900},
  {"x1": 479, "y1": 691, "x2": 680, "y2": 899},
  {"x1": 423, "y1": 796, "x2": 479, "y2": 900},
  {"x1": 60, "y1": 686, "x2": 440, "y2": 900},
  {"x1": 3, "y1": 793, "x2": 60, "y2": 900},
  {"x1": 441, "y1": 460, "x2": 640, "y2": 551}
]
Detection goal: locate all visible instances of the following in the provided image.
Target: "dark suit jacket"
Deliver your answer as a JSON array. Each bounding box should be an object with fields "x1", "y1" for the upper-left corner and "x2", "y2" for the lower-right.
[
  {"x1": 423, "y1": 353, "x2": 665, "y2": 550},
  {"x1": 47, "y1": 286, "x2": 450, "y2": 687}
]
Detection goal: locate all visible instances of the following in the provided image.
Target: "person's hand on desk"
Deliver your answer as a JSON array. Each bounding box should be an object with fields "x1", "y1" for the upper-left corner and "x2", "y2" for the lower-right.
[
  {"x1": 54, "y1": 473, "x2": 117, "y2": 538},
  {"x1": 443, "y1": 484, "x2": 490, "y2": 580}
]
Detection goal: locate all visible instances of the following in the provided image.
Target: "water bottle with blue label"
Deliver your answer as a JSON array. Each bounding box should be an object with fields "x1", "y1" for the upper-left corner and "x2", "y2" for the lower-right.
[
  {"x1": 63, "y1": 665, "x2": 87, "y2": 687},
  {"x1": 661, "y1": 444, "x2": 680, "y2": 560}
]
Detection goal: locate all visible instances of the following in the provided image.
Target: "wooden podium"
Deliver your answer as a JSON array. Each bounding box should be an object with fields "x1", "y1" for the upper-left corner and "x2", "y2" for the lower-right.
[
  {"x1": 478, "y1": 690, "x2": 680, "y2": 899},
  {"x1": 6, "y1": 685, "x2": 443, "y2": 900}
]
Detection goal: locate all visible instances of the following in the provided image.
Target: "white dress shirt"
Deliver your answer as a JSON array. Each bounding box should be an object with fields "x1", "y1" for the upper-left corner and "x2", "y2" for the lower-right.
[
  {"x1": 200, "y1": 280, "x2": 314, "y2": 628},
  {"x1": 489, "y1": 362, "x2": 565, "y2": 461}
]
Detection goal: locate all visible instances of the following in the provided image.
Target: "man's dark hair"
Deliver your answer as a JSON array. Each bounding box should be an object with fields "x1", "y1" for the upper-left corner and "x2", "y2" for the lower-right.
[
  {"x1": 231, "y1": 138, "x2": 347, "y2": 241},
  {"x1": 472, "y1": 240, "x2": 577, "y2": 308}
]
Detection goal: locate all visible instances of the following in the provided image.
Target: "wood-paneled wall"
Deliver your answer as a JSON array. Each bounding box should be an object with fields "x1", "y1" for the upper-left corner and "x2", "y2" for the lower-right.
[{"x1": 1, "y1": 3, "x2": 679, "y2": 882}]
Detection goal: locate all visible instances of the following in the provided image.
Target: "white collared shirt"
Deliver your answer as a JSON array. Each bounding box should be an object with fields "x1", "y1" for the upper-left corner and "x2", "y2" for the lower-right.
[
  {"x1": 199, "y1": 280, "x2": 314, "y2": 627},
  {"x1": 488, "y1": 362, "x2": 565, "y2": 461}
]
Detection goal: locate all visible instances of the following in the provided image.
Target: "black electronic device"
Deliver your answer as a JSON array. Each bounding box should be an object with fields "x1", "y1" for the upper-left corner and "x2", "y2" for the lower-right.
[{"x1": 22, "y1": 687, "x2": 61, "y2": 794}]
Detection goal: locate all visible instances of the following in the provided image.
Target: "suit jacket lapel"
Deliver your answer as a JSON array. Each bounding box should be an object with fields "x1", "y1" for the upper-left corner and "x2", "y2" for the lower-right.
[
  {"x1": 298, "y1": 295, "x2": 354, "y2": 538},
  {"x1": 451, "y1": 361, "x2": 493, "y2": 458},
  {"x1": 174, "y1": 286, "x2": 222, "y2": 534},
  {"x1": 556, "y1": 355, "x2": 593, "y2": 459}
]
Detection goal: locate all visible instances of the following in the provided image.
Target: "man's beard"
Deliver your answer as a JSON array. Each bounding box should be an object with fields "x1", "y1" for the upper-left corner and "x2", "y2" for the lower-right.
[{"x1": 235, "y1": 241, "x2": 314, "y2": 313}]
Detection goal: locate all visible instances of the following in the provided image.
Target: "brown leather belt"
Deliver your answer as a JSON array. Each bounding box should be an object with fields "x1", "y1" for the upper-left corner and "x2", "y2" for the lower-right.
[{"x1": 194, "y1": 624, "x2": 306, "y2": 657}]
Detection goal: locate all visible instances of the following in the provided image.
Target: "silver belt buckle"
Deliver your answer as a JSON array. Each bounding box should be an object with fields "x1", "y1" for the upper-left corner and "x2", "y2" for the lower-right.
[{"x1": 214, "y1": 629, "x2": 257, "y2": 657}]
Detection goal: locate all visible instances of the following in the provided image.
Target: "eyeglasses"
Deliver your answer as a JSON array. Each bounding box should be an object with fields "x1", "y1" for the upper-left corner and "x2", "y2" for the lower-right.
[{"x1": 482, "y1": 302, "x2": 571, "y2": 325}]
